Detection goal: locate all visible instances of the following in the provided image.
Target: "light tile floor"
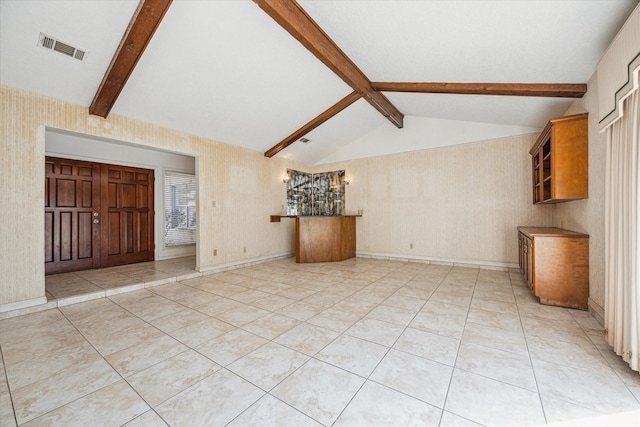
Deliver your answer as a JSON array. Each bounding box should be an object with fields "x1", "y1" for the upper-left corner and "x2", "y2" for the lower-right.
[{"x1": 1, "y1": 257, "x2": 639, "y2": 426}]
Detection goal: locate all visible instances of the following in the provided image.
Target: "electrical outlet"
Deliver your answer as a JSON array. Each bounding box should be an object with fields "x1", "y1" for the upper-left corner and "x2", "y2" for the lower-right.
[
  {"x1": 410, "y1": 243, "x2": 414, "y2": 249},
  {"x1": 213, "y1": 249, "x2": 217, "y2": 256},
  {"x1": 357, "y1": 209, "x2": 364, "y2": 215},
  {"x1": 243, "y1": 247, "x2": 246, "y2": 253},
  {"x1": 211, "y1": 200, "x2": 216, "y2": 208}
]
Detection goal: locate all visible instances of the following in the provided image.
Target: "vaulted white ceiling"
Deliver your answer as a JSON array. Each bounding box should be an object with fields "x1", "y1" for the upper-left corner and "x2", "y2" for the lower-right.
[{"x1": 1, "y1": 0, "x2": 636, "y2": 164}]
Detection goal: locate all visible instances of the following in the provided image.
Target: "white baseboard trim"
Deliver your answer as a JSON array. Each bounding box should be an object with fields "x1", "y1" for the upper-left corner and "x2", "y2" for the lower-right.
[
  {"x1": 154, "y1": 252, "x2": 196, "y2": 261},
  {"x1": 199, "y1": 252, "x2": 295, "y2": 275},
  {"x1": 356, "y1": 251, "x2": 518, "y2": 271},
  {"x1": 588, "y1": 297, "x2": 605, "y2": 326},
  {"x1": 0, "y1": 296, "x2": 48, "y2": 314},
  {"x1": 0, "y1": 253, "x2": 296, "y2": 319},
  {"x1": 0, "y1": 253, "x2": 517, "y2": 319}
]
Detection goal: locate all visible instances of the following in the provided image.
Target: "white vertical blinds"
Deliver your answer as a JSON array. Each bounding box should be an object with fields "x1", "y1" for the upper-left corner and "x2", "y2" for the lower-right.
[
  {"x1": 164, "y1": 171, "x2": 197, "y2": 246},
  {"x1": 605, "y1": 89, "x2": 640, "y2": 372}
]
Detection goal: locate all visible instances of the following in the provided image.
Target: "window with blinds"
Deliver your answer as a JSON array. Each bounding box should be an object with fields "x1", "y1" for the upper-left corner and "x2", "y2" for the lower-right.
[{"x1": 164, "y1": 171, "x2": 196, "y2": 246}]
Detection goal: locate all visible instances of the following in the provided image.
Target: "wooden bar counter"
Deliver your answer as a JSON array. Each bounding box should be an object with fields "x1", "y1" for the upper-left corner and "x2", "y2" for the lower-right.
[
  {"x1": 296, "y1": 216, "x2": 358, "y2": 263},
  {"x1": 271, "y1": 214, "x2": 361, "y2": 263}
]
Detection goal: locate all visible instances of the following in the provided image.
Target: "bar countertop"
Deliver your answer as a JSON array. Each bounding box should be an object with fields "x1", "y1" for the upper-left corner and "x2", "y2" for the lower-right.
[{"x1": 270, "y1": 214, "x2": 362, "y2": 222}]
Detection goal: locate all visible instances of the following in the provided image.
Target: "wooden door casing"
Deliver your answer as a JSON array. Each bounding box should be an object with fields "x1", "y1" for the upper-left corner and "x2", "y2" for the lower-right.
[
  {"x1": 101, "y1": 164, "x2": 154, "y2": 267},
  {"x1": 45, "y1": 157, "x2": 154, "y2": 274},
  {"x1": 45, "y1": 157, "x2": 101, "y2": 274}
]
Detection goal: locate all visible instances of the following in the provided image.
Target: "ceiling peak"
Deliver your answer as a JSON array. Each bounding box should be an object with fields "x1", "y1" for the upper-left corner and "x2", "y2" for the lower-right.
[{"x1": 254, "y1": 0, "x2": 404, "y2": 131}]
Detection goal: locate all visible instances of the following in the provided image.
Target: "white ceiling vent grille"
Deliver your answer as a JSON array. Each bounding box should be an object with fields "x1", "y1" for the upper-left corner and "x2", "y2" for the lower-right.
[{"x1": 38, "y1": 33, "x2": 88, "y2": 62}]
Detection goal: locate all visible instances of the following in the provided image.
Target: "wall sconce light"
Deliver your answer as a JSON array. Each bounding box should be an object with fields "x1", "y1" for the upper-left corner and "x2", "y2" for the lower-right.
[
  {"x1": 343, "y1": 176, "x2": 351, "y2": 185},
  {"x1": 282, "y1": 173, "x2": 290, "y2": 183}
]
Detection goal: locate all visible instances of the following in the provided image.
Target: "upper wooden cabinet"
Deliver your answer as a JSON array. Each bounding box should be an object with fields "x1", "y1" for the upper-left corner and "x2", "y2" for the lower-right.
[{"x1": 530, "y1": 113, "x2": 588, "y2": 204}]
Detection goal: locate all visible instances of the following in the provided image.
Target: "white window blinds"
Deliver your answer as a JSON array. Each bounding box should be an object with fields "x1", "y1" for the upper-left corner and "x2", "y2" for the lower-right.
[{"x1": 164, "y1": 171, "x2": 196, "y2": 246}]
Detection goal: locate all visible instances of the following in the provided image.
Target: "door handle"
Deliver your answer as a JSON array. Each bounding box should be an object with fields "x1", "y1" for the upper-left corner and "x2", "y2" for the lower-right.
[{"x1": 93, "y1": 219, "x2": 100, "y2": 224}]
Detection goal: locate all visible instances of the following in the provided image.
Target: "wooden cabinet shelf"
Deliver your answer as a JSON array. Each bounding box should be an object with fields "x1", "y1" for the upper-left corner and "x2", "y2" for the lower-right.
[
  {"x1": 517, "y1": 226, "x2": 589, "y2": 309},
  {"x1": 530, "y1": 113, "x2": 588, "y2": 204}
]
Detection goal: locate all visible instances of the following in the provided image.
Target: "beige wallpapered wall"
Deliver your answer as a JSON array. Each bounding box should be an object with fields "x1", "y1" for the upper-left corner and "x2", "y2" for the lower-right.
[
  {"x1": 0, "y1": 86, "x2": 306, "y2": 307},
  {"x1": 1, "y1": 85, "x2": 563, "y2": 309},
  {"x1": 316, "y1": 134, "x2": 554, "y2": 267},
  {"x1": 555, "y1": 72, "x2": 607, "y2": 321}
]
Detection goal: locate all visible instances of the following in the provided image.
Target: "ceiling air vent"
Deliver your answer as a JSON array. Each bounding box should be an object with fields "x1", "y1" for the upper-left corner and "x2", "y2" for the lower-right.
[
  {"x1": 38, "y1": 33, "x2": 88, "y2": 62},
  {"x1": 299, "y1": 137, "x2": 311, "y2": 144}
]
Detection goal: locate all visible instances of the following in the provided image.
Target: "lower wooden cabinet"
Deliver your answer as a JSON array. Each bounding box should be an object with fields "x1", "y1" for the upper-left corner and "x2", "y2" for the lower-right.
[
  {"x1": 296, "y1": 216, "x2": 356, "y2": 263},
  {"x1": 517, "y1": 226, "x2": 589, "y2": 310}
]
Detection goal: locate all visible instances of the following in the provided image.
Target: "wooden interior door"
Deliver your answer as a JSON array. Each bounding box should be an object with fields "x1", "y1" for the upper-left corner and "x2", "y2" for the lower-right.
[
  {"x1": 45, "y1": 157, "x2": 101, "y2": 274},
  {"x1": 101, "y1": 164, "x2": 154, "y2": 267},
  {"x1": 45, "y1": 157, "x2": 154, "y2": 274}
]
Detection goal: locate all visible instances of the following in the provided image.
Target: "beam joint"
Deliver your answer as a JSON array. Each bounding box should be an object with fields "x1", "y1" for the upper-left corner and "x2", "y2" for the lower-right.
[
  {"x1": 254, "y1": 0, "x2": 403, "y2": 128},
  {"x1": 264, "y1": 91, "x2": 361, "y2": 158}
]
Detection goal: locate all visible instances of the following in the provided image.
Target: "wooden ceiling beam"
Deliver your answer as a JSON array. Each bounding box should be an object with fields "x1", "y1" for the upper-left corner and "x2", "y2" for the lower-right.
[
  {"x1": 253, "y1": 0, "x2": 403, "y2": 128},
  {"x1": 371, "y1": 82, "x2": 587, "y2": 98},
  {"x1": 264, "y1": 91, "x2": 361, "y2": 158},
  {"x1": 89, "y1": 0, "x2": 173, "y2": 118}
]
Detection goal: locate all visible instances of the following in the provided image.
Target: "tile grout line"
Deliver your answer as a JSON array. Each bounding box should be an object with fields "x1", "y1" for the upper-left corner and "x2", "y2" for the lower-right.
[
  {"x1": 438, "y1": 265, "x2": 479, "y2": 426},
  {"x1": 0, "y1": 345, "x2": 18, "y2": 427},
  {"x1": 312, "y1": 263, "x2": 432, "y2": 426},
  {"x1": 566, "y1": 308, "x2": 640, "y2": 404},
  {"x1": 509, "y1": 269, "x2": 636, "y2": 420},
  {"x1": 149, "y1": 264, "x2": 376, "y2": 426},
  {"x1": 225, "y1": 262, "x2": 429, "y2": 426},
  {"x1": 59, "y1": 290, "x2": 243, "y2": 423},
  {"x1": 221, "y1": 264, "x2": 386, "y2": 427},
  {"x1": 320, "y1": 271, "x2": 418, "y2": 425},
  {"x1": 511, "y1": 269, "x2": 550, "y2": 425},
  {"x1": 9, "y1": 258, "x2": 634, "y2": 425},
  {"x1": 330, "y1": 264, "x2": 457, "y2": 425},
  {"x1": 19, "y1": 307, "x2": 162, "y2": 425},
  {"x1": 75, "y1": 285, "x2": 308, "y2": 425}
]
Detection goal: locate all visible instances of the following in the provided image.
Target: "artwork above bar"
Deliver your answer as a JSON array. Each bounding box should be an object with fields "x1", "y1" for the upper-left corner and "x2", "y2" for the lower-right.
[{"x1": 286, "y1": 169, "x2": 345, "y2": 216}]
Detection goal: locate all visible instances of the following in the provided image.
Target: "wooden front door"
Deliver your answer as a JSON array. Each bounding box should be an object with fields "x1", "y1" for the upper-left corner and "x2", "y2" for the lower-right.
[
  {"x1": 45, "y1": 158, "x2": 101, "y2": 274},
  {"x1": 101, "y1": 164, "x2": 154, "y2": 267},
  {"x1": 45, "y1": 157, "x2": 154, "y2": 274}
]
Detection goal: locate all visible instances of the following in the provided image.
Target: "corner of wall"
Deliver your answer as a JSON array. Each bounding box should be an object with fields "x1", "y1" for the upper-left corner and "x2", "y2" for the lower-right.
[{"x1": 552, "y1": 71, "x2": 607, "y2": 313}]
